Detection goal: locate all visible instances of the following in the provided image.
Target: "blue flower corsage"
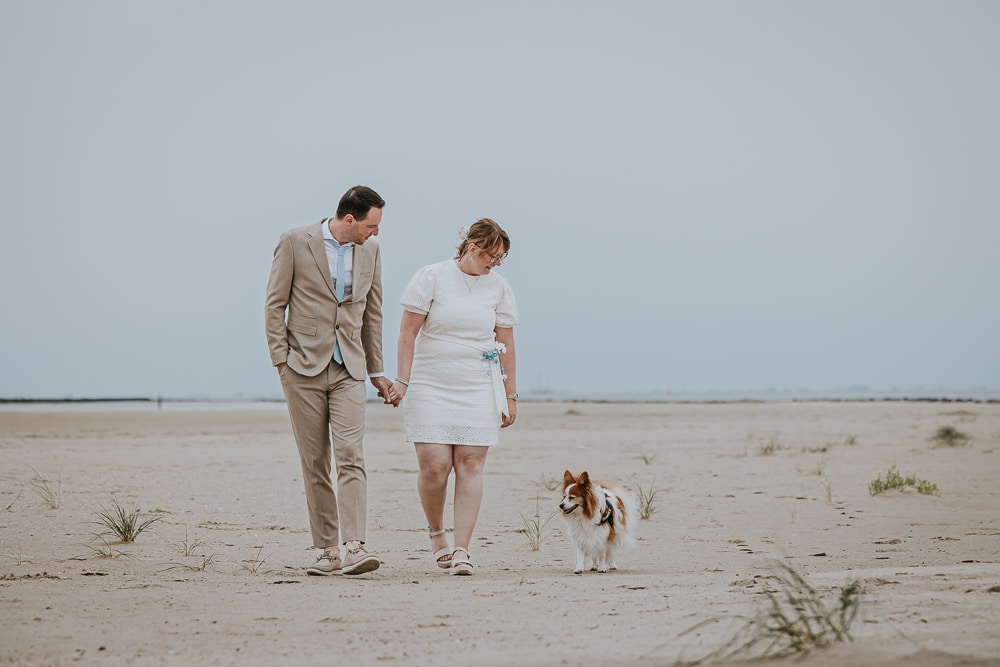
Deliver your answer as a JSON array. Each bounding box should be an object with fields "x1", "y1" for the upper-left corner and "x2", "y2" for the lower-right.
[{"x1": 481, "y1": 342, "x2": 507, "y2": 378}]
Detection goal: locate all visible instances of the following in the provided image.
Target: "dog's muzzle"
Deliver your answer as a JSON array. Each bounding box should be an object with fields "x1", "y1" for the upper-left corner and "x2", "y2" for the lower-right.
[{"x1": 560, "y1": 504, "x2": 578, "y2": 515}]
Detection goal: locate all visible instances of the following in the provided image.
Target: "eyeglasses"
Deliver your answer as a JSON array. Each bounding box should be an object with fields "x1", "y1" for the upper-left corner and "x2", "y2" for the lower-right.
[
  {"x1": 485, "y1": 250, "x2": 508, "y2": 263},
  {"x1": 472, "y1": 244, "x2": 508, "y2": 263}
]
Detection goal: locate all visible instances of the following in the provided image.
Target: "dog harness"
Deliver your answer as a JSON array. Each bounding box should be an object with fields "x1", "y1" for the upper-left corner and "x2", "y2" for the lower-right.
[{"x1": 598, "y1": 496, "x2": 614, "y2": 526}]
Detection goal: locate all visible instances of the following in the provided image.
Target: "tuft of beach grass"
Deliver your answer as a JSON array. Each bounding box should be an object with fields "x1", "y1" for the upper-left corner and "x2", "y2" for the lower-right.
[
  {"x1": 175, "y1": 526, "x2": 205, "y2": 557},
  {"x1": 94, "y1": 497, "x2": 162, "y2": 543},
  {"x1": 868, "y1": 466, "x2": 938, "y2": 496},
  {"x1": 239, "y1": 545, "x2": 271, "y2": 574},
  {"x1": 635, "y1": 476, "x2": 659, "y2": 520},
  {"x1": 83, "y1": 534, "x2": 131, "y2": 560},
  {"x1": 29, "y1": 468, "x2": 61, "y2": 509},
  {"x1": 164, "y1": 554, "x2": 217, "y2": 572},
  {"x1": 519, "y1": 495, "x2": 557, "y2": 551},
  {"x1": 930, "y1": 425, "x2": 971, "y2": 448},
  {"x1": 758, "y1": 434, "x2": 785, "y2": 456},
  {"x1": 671, "y1": 560, "x2": 862, "y2": 664}
]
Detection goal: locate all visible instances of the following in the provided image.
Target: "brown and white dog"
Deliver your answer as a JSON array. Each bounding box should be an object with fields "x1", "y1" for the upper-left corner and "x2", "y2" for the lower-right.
[{"x1": 558, "y1": 470, "x2": 638, "y2": 574}]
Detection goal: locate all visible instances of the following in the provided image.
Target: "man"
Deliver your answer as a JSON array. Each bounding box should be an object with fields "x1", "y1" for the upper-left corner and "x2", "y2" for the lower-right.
[{"x1": 265, "y1": 185, "x2": 397, "y2": 576}]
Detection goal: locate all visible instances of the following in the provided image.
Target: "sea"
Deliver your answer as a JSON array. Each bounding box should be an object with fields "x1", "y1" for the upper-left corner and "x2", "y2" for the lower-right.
[{"x1": 1, "y1": 387, "x2": 998, "y2": 412}]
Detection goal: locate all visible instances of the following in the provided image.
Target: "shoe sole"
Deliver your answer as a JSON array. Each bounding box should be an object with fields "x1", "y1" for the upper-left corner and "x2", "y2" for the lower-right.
[
  {"x1": 306, "y1": 567, "x2": 342, "y2": 576},
  {"x1": 342, "y1": 556, "x2": 380, "y2": 575}
]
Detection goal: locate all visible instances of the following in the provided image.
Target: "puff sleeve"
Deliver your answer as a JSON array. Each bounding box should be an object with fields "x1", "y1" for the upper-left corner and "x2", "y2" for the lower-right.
[
  {"x1": 400, "y1": 264, "x2": 436, "y2": 315},
  {"x1": 495, "y1": 277, "x2": 518, "y2": 327}
]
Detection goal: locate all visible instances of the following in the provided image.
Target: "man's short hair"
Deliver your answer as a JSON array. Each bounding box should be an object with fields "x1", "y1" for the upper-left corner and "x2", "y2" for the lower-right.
[{"x1": 337, "y1": 186, "x2": 385, "y2": 221}]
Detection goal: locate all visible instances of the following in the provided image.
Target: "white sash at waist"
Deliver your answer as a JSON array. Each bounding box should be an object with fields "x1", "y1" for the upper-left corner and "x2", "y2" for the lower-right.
[{"x1": 421, "y1": 332, "x2": 508, "y2": 417}]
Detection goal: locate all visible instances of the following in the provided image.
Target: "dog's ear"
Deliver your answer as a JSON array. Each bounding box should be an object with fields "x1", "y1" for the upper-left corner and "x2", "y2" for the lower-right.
[
  {"x1": 579, "y1": 471, "x2": 590, "y2": 485},
  {"x1": 563, "y1": 470, "x2": 574, "y2": 485}
]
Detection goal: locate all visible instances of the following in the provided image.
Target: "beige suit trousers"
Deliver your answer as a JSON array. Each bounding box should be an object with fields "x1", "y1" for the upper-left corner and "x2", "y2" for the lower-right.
[{"x1": 280, "y1": 359, "x2": 368, "y2": 548}]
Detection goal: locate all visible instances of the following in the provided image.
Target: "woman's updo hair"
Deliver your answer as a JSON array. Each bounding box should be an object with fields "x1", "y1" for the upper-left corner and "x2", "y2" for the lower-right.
[{"x1": 456, "y1": 218, "x2": 510, "y2": 259}]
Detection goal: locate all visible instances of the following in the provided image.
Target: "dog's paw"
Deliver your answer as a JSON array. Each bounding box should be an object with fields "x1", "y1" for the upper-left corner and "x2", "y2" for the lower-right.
[{"x1": 572, "y1": 569, "x2": 583, "y2": 574}]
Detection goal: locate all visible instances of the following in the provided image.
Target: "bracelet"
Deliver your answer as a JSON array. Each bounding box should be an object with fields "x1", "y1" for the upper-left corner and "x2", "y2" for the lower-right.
[{"x1": 394, "y1": 377, "x2": 409, "y2": 387}]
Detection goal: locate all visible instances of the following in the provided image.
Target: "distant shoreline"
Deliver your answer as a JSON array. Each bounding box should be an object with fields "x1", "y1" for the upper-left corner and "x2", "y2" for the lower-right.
[{"x1": 2, "y1": 393, "x2": 998, "y2": 406}]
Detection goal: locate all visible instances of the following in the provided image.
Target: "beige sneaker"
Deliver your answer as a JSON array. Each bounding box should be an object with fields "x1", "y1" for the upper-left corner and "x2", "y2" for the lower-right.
[
  {"x1": 342, "y1": 546, "x2": 380, "y2": 575},
  {"x1": 306, "y1": 549, "x2": 342, "y2": 576}
]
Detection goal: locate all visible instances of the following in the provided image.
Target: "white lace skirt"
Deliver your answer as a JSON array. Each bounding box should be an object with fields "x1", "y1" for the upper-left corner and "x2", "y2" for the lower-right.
[{"x1": 403, "y1": 335, "x2": 501, "y2": 446}]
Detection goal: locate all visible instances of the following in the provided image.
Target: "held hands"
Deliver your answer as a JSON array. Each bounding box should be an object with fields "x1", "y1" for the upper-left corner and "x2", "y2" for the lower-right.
[
  {"x1": 371, "y1": 376, "x2": 401, "y2": 406},
  {"x1": 388, "y1": 380, "x2": 408, "y2": 408}
]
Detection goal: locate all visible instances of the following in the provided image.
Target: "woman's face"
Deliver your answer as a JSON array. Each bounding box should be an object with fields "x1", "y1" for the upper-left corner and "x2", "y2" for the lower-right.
[{"x1": 467, "y1": 242, "x2": 507, "y2": 274}]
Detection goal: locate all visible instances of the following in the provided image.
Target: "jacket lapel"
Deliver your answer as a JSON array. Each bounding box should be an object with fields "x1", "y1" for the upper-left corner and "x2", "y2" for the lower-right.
[
  {"x1": 347, "y1": 242, "x2": 372, "y2": 303},
  {"x1": 307, "y1": 221, "x2": 336, "y2": 296}
]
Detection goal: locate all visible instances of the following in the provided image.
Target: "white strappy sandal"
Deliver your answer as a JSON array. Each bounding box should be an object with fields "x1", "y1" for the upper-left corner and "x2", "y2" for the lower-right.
[
  {"x1": 428, "y1": 527, "x2": 452, "y2": 569},
  {"x1": 450, "y1": 547, "x2": 474, "y2": 575}
]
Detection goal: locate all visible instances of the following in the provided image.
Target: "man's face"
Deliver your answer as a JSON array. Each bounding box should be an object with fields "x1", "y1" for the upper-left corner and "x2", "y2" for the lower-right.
[{"x1": 349, "y1": 207, "x2": 382, "y2": 244}]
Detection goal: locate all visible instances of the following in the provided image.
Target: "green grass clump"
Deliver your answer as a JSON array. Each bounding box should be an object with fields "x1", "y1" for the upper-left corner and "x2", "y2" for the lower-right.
[
  {"x1": 868, "y1": 466, "x2": 938, "y2": 496},
  {"x1": 519, "y1": 495, "x2": 557, "y2": 551},
  {"x1": 930, "y1": 425, "x2": 971, "y2": 448},
  {"x1": 675, "y1": 560, "x2": 862, "y2": 663},
  {"x1": 94, "y1": 497, "x2": 162, "y2": 543},
  {"x1": 636, "y1": 477, "x2": 658, "y2": 520}
]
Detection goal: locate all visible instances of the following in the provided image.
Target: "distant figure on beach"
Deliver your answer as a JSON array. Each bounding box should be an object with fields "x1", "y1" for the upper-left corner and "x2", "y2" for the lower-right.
[
  {"x1": 391, "y1": 219, "x2": 518, "y2": 575},
  {"x1": 264, "y1": 185, "x2": 397, "y2": 577}
]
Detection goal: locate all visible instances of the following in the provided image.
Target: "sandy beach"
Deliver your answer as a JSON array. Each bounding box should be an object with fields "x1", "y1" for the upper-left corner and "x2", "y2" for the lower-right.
[{"x1": 1, "y1": 400, "x2": 998, "y2": 666}]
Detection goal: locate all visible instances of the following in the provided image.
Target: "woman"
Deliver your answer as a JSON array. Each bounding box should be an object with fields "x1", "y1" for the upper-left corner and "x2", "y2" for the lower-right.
[{"x1": 391, "y1": 218, "x2": 518, "y2": 575}]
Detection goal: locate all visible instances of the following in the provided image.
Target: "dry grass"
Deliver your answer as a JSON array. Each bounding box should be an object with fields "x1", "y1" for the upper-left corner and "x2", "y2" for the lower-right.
[
  {"x1": 758, "y1": 434, "x2": 785, "y2": 456},
  {"x1": 635, "y1": 476, "x2": 658, "y2": 520},
  {"x1": 239, "y1": 545, "x2": 271, "y2": 574},
  {"x1": 519, "y1": 495, "x2": 557, "y2": 551},
  {"x1": 672, "y1": 560, "x2": 862, "y2": 664},
  {"x1": 29, "y1": 468, "x2": 61, "y2": 509}
]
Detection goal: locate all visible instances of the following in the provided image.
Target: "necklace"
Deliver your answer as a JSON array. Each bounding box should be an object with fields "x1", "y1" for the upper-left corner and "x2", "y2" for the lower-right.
[{"x1": 455, "y1": 258, "x2": 482, "y2": 293}]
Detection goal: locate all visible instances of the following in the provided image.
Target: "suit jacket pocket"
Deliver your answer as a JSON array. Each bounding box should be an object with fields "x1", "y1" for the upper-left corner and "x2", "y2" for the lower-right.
[
  {"x1": 353, "y1": 270, "x2": 373, "y2": 297},
  {"x1": 287, "y1": 316, "x2": 318, "y2": 336}
]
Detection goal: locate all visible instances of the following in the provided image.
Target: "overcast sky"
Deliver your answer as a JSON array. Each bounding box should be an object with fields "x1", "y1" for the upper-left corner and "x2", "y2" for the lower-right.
[{"x1": 2, "y1": 1, "x2": 998, "y2": 400}]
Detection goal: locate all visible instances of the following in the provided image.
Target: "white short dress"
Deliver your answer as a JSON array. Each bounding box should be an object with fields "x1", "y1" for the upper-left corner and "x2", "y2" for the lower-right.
[{"x1": 400, "y1": 259, "x2": 519, "y2": 446}]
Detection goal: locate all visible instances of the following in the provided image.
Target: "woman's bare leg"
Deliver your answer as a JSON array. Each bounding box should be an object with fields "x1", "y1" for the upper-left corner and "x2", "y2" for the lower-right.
[
  {"x1": 415, "y1": 442, "x2": 454, "y2": 558},
  {"x1": 451, "y1": 445, "x2": 489, "y2": 554}
]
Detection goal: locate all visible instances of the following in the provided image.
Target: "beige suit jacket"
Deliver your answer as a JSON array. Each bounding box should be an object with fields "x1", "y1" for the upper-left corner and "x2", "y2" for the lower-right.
[{"x1": 265, "y1": 221, "x2": 384, "y2": 381}]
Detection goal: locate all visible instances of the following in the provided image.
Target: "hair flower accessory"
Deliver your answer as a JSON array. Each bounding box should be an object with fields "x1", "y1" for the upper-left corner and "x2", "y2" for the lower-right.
[{"x1": 457, "y1": 226, "x2": 468, "y2": 241}]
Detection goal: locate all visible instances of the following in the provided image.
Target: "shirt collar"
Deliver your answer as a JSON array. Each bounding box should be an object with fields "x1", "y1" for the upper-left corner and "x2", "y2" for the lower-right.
[{"x1": 322, "y1": 218, "x2": 353, "y2": 248}]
